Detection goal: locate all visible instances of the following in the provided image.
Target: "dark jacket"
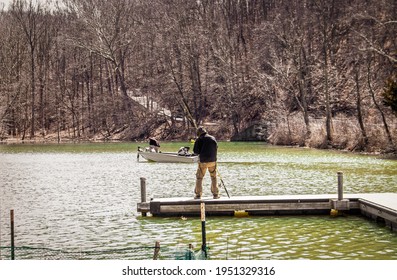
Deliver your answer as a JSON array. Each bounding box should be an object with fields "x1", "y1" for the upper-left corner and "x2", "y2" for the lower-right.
[
  {"x1": 149, "y1": 138, "x2": 160, "y2": 147},
  {"x1": 193, "y1": 133, "x2": 217, "y2": 162}
]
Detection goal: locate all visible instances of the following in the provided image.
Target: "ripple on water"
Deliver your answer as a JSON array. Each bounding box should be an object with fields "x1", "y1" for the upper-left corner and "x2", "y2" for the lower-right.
[{"x1": 1, "y1": 143, "x2": 396, "y2": 259}]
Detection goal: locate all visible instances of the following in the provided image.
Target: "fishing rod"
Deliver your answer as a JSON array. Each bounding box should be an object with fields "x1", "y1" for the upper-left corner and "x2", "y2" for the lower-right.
[{"x1": 216, "y1": 166, "x2": 230, "y2": 198}]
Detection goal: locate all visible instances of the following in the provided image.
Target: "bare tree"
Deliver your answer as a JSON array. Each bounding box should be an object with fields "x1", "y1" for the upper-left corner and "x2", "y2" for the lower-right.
[
  {"x1": 11, "y1": 0, "x2": 46, "y2": 139},
  {"x1": 64, "y1": 0, "x2": 138, "y2": 111}
]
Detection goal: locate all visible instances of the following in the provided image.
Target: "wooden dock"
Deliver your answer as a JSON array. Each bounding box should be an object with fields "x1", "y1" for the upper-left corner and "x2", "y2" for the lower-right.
[{"x1": 137, "y1": 193, "x2": 397, "y2": 232}]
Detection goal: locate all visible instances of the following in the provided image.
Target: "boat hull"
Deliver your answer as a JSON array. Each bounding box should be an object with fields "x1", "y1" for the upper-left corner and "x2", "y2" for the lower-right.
[{"x1": 137, "y1": 151, "x2": 198, "y2": 163}]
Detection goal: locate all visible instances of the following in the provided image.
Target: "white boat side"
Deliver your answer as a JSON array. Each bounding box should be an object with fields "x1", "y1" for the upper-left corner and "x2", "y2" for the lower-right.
[{"x1": 137, "y1": 151, "x2": 199, "y2": 163}]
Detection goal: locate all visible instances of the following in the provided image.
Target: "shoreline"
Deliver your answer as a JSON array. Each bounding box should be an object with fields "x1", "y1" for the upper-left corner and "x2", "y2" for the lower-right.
[{"x1": 1, "y1": 137, "x2": 396, "y2": 159}]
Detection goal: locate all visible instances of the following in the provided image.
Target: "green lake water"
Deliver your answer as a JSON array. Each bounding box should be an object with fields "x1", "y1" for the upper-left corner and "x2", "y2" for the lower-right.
[{"x1": 0, "y1": 142, "x2": 396, "y2": 260}]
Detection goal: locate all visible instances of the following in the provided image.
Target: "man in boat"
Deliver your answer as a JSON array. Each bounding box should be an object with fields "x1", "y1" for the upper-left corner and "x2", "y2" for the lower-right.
[
  {"x1": 193, "y1": 126, "x2": 220, "y2": 199},
  {"x1": 149, "y1": 137, "x2": 160, "y2": 152}
]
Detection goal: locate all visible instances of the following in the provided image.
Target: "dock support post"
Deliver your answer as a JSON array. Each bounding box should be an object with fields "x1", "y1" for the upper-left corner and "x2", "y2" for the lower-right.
[
  {"x1": 10, "y1": 210, "x2": 15, "y2": 260},
  {"x1": 140, "y1": 177, "x2": 147, "y2": 217},
  {"x1": 331, "y1": 172, "x2": 349, "y2": 213},
  {"x1": 337, "y1": 171, "x2": 343, "y2": 200},
  {"x1": 200, "y1": 203, "x2": 207, "y2": 259},
  {"x1": 153, "y1": 241, "x2": 160, "y2": 260}
]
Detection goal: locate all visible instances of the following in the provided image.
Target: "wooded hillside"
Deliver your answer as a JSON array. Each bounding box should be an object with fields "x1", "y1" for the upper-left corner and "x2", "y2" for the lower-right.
[{"x1": 0, "y1": 0, "x2": 396, "y2": 152}]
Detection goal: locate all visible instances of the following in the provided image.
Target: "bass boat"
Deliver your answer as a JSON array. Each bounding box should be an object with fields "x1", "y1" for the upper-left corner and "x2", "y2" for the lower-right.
[{"x1": 137, "y1": 146, "x2": 198, "y2": 163}]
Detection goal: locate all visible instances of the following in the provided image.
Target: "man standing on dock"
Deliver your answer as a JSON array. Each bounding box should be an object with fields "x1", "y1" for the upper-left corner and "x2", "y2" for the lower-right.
[{"x1": 193, "y1": 126, "x2": 220, "y2": 199}]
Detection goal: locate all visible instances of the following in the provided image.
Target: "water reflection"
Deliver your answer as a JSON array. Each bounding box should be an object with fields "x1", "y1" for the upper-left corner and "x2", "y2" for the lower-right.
[{"x1": 0, "y1": 142, "x2": 396, "y2": 259}]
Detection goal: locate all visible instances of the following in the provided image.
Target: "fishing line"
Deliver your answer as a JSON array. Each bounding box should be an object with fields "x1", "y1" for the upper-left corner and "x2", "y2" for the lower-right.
[{"x1": 216, "y1": 165, "x2": 230, "y2": 198}]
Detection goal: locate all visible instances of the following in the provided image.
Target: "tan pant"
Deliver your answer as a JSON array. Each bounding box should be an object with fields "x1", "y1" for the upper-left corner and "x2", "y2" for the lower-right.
[{"x1": 195, "y1": 162, "x2": 218, "y2": 197}]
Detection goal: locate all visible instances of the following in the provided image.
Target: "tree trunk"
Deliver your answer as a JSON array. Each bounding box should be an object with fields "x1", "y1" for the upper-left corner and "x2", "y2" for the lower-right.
[
  {"x1": 367, "y1": 60, "x2": 394, "y2": 150},
  {"x1": 354, "y1": 65, "x2": 369, "y2": 149},
  {"x1": 299, "y1": 46, "x2": 311, "y2": 142}
]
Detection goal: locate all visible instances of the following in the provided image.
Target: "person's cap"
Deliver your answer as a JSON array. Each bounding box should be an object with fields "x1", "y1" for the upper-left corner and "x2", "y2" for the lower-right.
[{"x1": 196, "y1": 126, "x2": 207, "y2": 136}]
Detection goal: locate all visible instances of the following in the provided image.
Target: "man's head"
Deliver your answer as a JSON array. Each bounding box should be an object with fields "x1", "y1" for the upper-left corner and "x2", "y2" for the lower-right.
[{"x1": 196, "y1": 126, "x2": 207, "y2": 136}]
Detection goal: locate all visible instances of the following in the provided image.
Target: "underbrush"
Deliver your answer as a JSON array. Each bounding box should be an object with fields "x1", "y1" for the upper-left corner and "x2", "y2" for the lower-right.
[{"x1": 267, "y1": 113, "x2": 397, "y2": 153}]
